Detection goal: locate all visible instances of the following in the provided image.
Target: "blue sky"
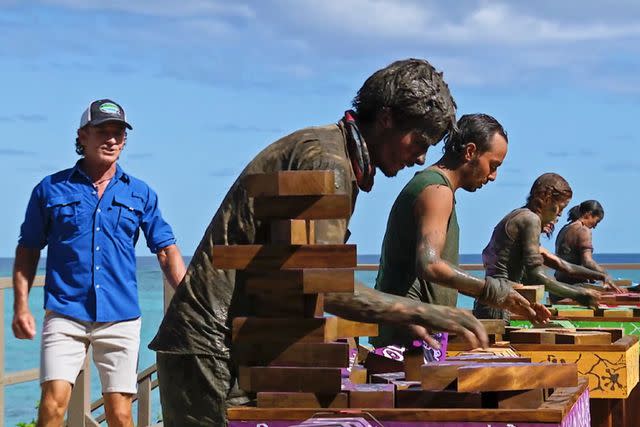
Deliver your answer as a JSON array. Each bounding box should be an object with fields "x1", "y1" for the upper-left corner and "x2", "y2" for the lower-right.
[{"x1": 0, "y1": 0, "x2": 638, "y2": 257}]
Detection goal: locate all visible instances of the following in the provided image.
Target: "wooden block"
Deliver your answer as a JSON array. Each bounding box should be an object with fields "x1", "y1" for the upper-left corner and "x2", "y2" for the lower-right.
[
  {"x1": 239, "y1": 366, "x2": 341, "y2": 393},
  {"x1": 613, "y1": 279, "x2": 632, "y2": 287},
  {"x1": 212, "y1": 244, "x2": 357, "y2": 270},
  {"x1": 232, "y1": 317, "x2": 376, "y2": 344},
  {"x1": 508, "y1": 330, "x2": 556, "y2": 344},
  {"x1": 420, "y1": 361, "x2": 472, "y2": 391},
  {"x1": 357, "y1": 344, "x2": 374, "y2": 364},
  {"x1": 556, "y1": 308, "x2": 594, "y2": 317},
  {"x1": 363, "y1": 352, "x2": 404, "y2": 374},
  {"x1": 603, "y1": 309, "x2": 633, "y2": 318},
  {"x1": 270, "y1": 220, "x2": 315, "y2": 244},
  {"x1": 345, "y1": 383, "x2": 395, "y2": 408},
  {"x1": 502, "y1": 326, "x2": 522, "y2": 341},
  {"x1": 371, "y1": 372, "x2": 405, "y2": 384},
  {"x1": 349, "y1": 365, "x2": 367, "y2": 384},
  {"x1": 575, "y1": 327, "x2": 624, "y2": 342},
  {"x1": 254, "y1": 195, "x2": 351, "y2": 220},
  {"x1": 390, "y1": 380, "x2": 421, "y2": 390},
  {"x1": 248, "y1": 292, "x2": 324, "y2": 318},
  {"x1": 403, "y1": 348, "x2": 423, "y2": 381},
  {"x1": 256, "y1": 392, "x2": 348, "y2": 408},
  {"x1": 480, "y1": 319, "x2": 507, "y2": 335},
  {"x1": 244, "y1": 170, "x2": 335, "y2": 197},
  {"x1": 456, "y1": 363, "x2": 578, "y2": 392},
  {"x1": 244, "y1": 269, "x2": 355, "y2": 295},
  {"x1": 447, "y1": 354, "x2": 532, "y2": 363},
  {"x1": 395, "y1": 388, "x2": 482, "y2": 408},
  {"x1": 329, "y1": 317, "x2": 378, "y2": 339},
  {"x1": 233, "y1": 342, "x2": 349, "y2": 367},
  {"x1": 232, "y1": 317, "x2": 329, "y2": 344},
  {"x1": 482, "y1": 388, "x2": 544, "y2": 409},
  {"x1": 554, "y1": 331, "x2": 611, "y2": 345},
  {"x1": 514, "y1": 285, "x2": 545, "y2": 304}
]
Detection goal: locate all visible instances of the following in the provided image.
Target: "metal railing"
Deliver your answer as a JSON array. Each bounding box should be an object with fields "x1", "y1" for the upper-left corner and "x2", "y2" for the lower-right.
[{"x1": 1, "y1": 263, "x2": 638, "y2": 426}]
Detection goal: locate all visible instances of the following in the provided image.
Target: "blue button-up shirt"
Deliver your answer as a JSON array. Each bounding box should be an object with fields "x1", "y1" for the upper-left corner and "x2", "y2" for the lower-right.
[{"x1": 19, "y1": 161, "x2": 176, "y2": 322}]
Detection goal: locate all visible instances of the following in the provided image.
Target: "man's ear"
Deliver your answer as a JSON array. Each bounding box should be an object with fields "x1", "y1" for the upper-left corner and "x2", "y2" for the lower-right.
[
  {"x1": 463, "y1": 142, "x2": 477, "y2": 161},
  {"x1": 77, "y1": 128, "x2": 86, "y2": 147}
]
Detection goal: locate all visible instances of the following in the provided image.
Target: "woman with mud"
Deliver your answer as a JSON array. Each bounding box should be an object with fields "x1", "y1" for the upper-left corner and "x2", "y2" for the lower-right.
[
  {"x1": 473, "y1": 173, "x2": 605, "y2": 320},
  {"x1": 552, "y1": 200, "x2": 622, "y2": 303}
]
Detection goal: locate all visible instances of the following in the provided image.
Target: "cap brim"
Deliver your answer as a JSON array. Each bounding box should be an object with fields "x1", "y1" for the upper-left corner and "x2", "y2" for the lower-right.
[{"x1": 87, "y1": 118, "x2": 133, "y2": 130}]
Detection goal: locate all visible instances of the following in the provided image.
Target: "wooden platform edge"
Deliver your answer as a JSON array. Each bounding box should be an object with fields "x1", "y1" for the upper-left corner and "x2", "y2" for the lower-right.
[{"x1": 227, "y1": 378, "x2": 588, "y2": 423}]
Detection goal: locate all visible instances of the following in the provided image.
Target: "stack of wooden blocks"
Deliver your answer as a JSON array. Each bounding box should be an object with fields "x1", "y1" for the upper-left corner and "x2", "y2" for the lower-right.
[
  {"x1": 212, "y1": 170, "x2": 378, "y2": 409},
  {"x1": 362, "y1": 347, "x2": 579, "y2": 410}
]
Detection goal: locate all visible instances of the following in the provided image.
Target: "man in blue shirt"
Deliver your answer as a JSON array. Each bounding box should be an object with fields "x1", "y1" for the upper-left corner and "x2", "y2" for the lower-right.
[{"x1": 12, "y1": 99, "x2": 186, "y2": 427}]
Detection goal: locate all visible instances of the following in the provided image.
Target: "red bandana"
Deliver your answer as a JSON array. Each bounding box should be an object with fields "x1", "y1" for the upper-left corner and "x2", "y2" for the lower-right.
[{"x1": 342, "y1": 110, "x2": 375, "y2": 192}]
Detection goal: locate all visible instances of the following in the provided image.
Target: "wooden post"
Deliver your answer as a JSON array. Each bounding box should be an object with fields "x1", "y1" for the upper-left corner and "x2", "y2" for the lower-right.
[
  {"x1": 67, "y1": 355, "x2": 91, "y2": 427},
  {"x1": 137, "y1": 376, "x2": 152, "y2": 427}
]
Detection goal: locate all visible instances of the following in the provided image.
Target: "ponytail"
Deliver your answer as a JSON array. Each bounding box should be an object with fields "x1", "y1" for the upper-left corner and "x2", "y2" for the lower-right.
[
  {"x1": 567, "y1": 200, "x2": 604, "y2": 222},
  {"x1": 567, "y1": 205, "x2": 581, "y2": 222}
]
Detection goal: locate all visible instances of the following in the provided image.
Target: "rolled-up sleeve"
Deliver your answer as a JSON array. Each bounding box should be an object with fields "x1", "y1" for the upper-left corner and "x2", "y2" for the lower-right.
[
  {"x1": 140, "y1": 187, "x2": 176, "y2": 253},
  {"x1": 18, "y1": 184, "x2": 48, "y2": 249}
]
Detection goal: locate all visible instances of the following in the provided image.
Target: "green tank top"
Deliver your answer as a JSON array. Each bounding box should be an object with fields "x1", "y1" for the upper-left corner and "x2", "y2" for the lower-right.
[{"x1": 371, "y1": 168, "x2": 459, "y2": 347}]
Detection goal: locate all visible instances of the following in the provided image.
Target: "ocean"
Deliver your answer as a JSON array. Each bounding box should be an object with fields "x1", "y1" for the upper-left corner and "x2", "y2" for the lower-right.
[{"x1": 3, "y1": 254, "x2": 640, "y2": 426}]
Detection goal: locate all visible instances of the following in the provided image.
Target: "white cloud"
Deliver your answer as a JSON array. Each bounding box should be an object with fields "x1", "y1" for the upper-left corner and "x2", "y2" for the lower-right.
[{"x1": 277, "y1": 1, "x2": 640, "y2": 45}]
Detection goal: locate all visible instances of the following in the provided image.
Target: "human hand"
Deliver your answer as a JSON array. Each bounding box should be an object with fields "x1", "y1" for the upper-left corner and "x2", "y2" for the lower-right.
[
  {"x1": 414, "y1": 305, "x2": 489, "y2": 349},
  {"x1": 12, "y1": 308, "x2": 36, "y2": 339},
  {"x1": 603, "y1": 277, "x2": 624, "y2": 294},
  {"x1": 575, "y1": 289, "x2": 600, "y2": 310},
  {"x1": 502, "y1": 289, "x2": 550, "y2": 324}
]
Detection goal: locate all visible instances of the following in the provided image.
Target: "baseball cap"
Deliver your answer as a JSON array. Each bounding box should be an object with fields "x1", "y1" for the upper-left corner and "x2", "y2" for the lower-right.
[{"x1": 79, "y1": 99, "x2": 132, "y2": 130}]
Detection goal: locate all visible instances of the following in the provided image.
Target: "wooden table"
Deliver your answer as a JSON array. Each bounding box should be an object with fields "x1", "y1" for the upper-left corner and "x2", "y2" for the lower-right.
[{"x1": 228, "y1": 378, "x2": 590, "y2": 426}]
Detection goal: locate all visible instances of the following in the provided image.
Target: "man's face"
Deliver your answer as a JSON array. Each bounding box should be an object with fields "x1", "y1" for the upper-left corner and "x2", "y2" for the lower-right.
[
  {"x1": 461, "y1": 132, "x2": 508, "y2": 192},
  {"x1": 78, "y1": 122, "x2": 127, "y2": 166},
  {"x1": 375, "y1": 128, "x2": 438, "y2": 177}
]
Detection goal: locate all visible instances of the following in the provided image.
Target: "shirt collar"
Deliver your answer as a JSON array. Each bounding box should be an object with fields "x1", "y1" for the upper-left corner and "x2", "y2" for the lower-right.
[{"x1": 68, "y1": 160, "x2": 129, "y2": 184}]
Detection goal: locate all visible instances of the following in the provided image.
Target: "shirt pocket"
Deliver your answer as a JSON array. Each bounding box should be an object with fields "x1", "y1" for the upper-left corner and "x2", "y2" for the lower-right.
[
  {"x1": 112, "y1": 194, "x2": 144, "y2": 238},
  {"x1": 46, "y1": 194, "x2": 81, "y2": 238}
]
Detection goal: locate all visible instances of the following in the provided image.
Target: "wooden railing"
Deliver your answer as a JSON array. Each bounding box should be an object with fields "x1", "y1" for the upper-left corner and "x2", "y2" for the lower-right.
[
  {"x1": 1, "y1": 263, "x2": 638, "y2": 426},
  {"x1": 0, "y1": 276, "x2": 175, "y2": 427}
]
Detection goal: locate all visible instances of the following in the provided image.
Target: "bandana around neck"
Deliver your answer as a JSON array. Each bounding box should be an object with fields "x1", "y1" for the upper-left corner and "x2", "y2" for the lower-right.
[{"x1": 342, "y1": 110, "x2": 375, "y2": 192}]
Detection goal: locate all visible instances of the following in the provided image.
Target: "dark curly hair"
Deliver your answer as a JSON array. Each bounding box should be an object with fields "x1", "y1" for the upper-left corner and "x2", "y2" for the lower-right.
[{"x1": 352, "y1": 58, "x2": 457, "y2": 142}]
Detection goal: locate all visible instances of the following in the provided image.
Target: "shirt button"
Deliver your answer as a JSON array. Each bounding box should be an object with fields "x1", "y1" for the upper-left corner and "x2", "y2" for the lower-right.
[
  {"x1": 92, "y1": 191, "x2": 97, "y2": 195},
  {"x1": 96, "y1": 266, "x2": 100, "y2": 270},
  {"x1": 96, "y1": 227, "x2": 101, "y2": 231},
  {"x1": 97, "y1": 208, "x2": 101, "y2": 213},
  {"x1": 96, "y1": 284, "x2": 100, "y2": 289},
  {"x1": 96, "y1": 246, "x2": 100, "y2": 251}
]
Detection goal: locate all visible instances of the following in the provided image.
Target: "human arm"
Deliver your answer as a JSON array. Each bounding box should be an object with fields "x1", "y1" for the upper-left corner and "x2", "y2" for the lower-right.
[
  {"x1": 413, "y1": 185, "x2": 546, "y2": 322},
  {"x1": 156, "y1": 244, "x2": 186, "y2": 289},
  {"x1": 574, "y1": 229, "x2": 622, "y2": 293},
  {"x1": 540, "y1": 246, "x2": 607, "y2": 282},
  {"x1": 325, "y1": 282, "x2": 488, "y2": 349},
  {"x1": 517, "y1": 214, "x2": 599, "y2": 308},
  {"x1": 12, "y1": 245, "x2": 40, "y2": 339}
]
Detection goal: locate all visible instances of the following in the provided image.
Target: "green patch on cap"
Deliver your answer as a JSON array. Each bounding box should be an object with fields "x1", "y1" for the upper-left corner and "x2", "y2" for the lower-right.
[{"x1": 99, "y1": 102, "x2": 121, "y2": 115}]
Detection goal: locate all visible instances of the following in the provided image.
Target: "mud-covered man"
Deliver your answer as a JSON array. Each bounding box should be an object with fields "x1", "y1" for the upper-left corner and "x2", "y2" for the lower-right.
[{"x1": 149, "y1": 59, "x2": 502, "y2": 426}]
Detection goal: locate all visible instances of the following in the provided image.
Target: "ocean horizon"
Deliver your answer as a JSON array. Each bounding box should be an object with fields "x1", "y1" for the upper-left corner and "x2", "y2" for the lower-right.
[{"x1": 2, "y1": 253, "x2": 639, "y2": 425}]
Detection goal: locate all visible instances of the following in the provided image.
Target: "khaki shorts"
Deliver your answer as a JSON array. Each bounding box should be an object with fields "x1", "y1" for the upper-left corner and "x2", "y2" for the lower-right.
[{"x1": 40, "y1": 311, "x2": 141, "y2": 394}]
